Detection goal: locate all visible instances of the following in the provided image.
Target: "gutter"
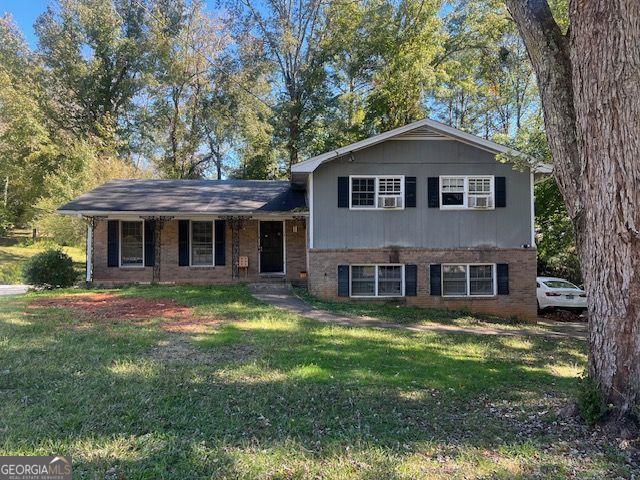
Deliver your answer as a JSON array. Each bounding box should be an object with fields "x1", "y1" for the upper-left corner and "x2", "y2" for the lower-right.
[{"x1": 57, "y1": 210, "x2": 309, "y2": 218}]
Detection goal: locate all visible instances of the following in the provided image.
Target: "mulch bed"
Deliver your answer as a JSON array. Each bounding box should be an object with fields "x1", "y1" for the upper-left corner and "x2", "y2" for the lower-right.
[{"x1": 27, "y1": 293, "x2": 223, "y2": 332}]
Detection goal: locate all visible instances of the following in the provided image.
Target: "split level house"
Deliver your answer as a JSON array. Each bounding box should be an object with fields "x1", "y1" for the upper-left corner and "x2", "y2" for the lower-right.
[{"x1": 59, "y1": 118, "x2": 550, "y2": 321}]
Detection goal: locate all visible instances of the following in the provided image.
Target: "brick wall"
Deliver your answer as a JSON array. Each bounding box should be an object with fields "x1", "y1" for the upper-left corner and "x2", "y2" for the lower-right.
[
  {"x1": 91, "y1": 218, "x2": 307, "y2": 285},
  {"x1": 307, "y1": 247, "x2": 538, "y2": 321}
]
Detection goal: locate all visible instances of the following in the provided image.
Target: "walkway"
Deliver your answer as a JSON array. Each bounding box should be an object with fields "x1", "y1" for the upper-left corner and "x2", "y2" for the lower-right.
[
  {"x1": 0, "y1": 285, "x2": 29, "y2": 296},
  {"x1": 249, "y1": 284, "x2": 587, "y2": 340}
]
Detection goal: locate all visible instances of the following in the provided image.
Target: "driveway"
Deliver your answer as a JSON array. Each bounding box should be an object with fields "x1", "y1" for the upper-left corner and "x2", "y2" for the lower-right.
[
  {"x1": 249, "y1": 284, "x2": 587, "y2": 340},
  {"x1": 0, "y1": 285, "x2": 29, "y2": 296}
]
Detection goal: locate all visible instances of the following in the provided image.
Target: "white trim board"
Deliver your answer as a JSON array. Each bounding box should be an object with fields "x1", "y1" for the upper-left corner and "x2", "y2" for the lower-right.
[{"x1": 57, "y1": 210, "x2": 309, "y2": 218}]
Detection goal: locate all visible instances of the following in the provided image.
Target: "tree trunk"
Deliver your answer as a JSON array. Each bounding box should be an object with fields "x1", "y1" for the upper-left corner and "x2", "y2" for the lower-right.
[
  {"x1": 570, "y1": 0, "x2": 640, "y2": 416},
  {"x1": 505, "y1": 0, "x2": 640, "y2": 419}
]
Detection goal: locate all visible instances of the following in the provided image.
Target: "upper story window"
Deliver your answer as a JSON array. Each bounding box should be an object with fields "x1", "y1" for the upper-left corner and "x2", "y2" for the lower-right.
[
  {"x1": 191, "y1": 221, "x2": 214, "y2": 266},
  {"x1": 440, "y1": 175, "x2": 494, "y2": 210},
  {"x1": 350, "y1": 175, "x2": 404, "y2": 210},
  {"x1": 120, "y1": 221, "x2": 143, "y2": 267}
]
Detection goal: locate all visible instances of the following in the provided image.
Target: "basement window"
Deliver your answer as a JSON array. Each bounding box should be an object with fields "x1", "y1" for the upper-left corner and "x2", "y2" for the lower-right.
[
  {"x1": 442, "y1": 264, "x2": 495, "y2": 297},
  {"x1": 350, "y1": 264, "x2": 404, "y2": 297}
]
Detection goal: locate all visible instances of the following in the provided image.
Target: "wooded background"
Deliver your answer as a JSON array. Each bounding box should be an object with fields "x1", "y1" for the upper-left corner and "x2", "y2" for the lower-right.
[{"x1": 0, "y1": 0, "x2": 576, "y2": 281}]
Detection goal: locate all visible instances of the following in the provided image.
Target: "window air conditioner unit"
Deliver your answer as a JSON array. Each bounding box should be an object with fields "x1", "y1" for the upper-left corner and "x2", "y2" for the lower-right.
[
  {"x1": 469, "y1": 195, "x2": 492, "y2": 209},
  {"x1": 378, "y1": 196, "x2": 403, "y2": 208}
]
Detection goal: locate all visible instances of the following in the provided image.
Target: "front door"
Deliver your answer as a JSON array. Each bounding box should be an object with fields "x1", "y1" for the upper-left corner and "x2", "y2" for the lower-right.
[{"x1": 259, "y1": 221, "x2": 284, "y2": 274}]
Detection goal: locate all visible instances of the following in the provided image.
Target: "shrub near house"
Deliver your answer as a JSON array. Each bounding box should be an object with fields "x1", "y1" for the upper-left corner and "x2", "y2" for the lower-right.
[{"x1": 23, "y1": 249, "x2": 77, "y2": 288}]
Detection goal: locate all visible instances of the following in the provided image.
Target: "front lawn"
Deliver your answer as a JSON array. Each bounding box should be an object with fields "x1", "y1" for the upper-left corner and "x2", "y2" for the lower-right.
[{"x1": 0, "y1": 285, "x2": 633, "y2": 478}]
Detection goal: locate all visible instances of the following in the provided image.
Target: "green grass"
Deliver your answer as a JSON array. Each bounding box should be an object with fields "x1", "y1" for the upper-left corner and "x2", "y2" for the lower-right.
[
  {"x1": 0, "y1": 242, "x2": 85, "y2": 284},
  {"x1": 294, "y1": 287, "x2": 542, "y2": 330},
  {"x1": 0, "y1": 285, "x2": 631, "y2": 479}
]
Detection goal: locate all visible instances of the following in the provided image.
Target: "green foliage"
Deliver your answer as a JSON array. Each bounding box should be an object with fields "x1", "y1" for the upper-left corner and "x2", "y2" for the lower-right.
[
  {"x1": 577, "y1": 373, "x2": 610, "y2": 425},
  {"x1": 34, "y1": 0, "x2": 149, "y2": 143},
  {"x1": 144, "y1": 0, "x2": 232, "y2": 179},
  {"x1": 22, "y1": 249, "x2": 78, "y2": 288},
  {"x1": 432, "y1": 0, "x2": 538, "y2": 138},
  {"x1": 536, "y1": 176, "x2": 582, "y2": 284},
  {"x1": 0, "y1": 262, "x2": 22, "y2": 284},
  {"x1": 0, "y1": 15, "x2": 60, "y2": 228}
]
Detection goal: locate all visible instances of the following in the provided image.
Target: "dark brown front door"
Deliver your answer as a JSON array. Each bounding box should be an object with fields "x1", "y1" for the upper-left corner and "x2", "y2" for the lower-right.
[{"x1": 259, "y1": 221, "x2": 284, "y2": 273}]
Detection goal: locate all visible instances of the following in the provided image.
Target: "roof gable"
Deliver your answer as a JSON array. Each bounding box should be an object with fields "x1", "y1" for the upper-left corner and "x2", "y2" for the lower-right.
[{"x1": 291, "y1": 118, "x2": 552, "y2": 174}]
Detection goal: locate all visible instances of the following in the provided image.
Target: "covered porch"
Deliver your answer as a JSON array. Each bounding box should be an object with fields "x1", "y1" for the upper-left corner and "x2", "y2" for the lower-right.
[
  {"x1": 57, "y1": 179, "x2": 309, "y2": 286},
  {"x1": 84, "y1": 215, "x2": 308, "y2": 286}
]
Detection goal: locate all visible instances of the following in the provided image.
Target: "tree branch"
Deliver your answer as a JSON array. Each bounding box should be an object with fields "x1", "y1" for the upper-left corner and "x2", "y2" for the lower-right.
[{"x1": 504, "y1": 0, "x2": 582, "y2": 217}]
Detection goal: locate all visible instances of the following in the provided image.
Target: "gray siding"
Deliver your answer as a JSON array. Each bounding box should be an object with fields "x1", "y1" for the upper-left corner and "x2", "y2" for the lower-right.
[{"x1": 312, "y1": 139, "x2": 532, "y2": 249}]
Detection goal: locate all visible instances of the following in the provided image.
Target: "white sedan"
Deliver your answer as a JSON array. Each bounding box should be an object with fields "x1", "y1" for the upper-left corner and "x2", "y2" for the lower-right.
[{"x1": 536, "y1": 276, "x2": 587, "y2": 312}]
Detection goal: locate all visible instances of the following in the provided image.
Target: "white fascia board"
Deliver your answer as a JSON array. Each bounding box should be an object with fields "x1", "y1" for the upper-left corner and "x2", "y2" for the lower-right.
[{"x1": 57, "y1": 210, "x2": 309, "y2": 218}]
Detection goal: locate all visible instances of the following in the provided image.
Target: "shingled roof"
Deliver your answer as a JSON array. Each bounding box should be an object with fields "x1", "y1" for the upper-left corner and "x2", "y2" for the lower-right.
[{"x1": 58, "y1": 179, "x2": 307, "y2": 215}]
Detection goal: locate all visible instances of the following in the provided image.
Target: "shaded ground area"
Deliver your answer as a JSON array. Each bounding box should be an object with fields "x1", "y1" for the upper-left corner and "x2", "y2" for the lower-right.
[
  {"x1": 0, "y1": 285, "x2": 635, "y2": 479},
  {"x1": 255, "y1": 285, "x2": 587, "y2": 340}
]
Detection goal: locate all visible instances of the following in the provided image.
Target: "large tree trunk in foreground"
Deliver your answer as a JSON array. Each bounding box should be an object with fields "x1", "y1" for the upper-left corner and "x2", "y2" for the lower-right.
[{"x1": 505, "y1": 0, "x2": 640, "y2": 418}]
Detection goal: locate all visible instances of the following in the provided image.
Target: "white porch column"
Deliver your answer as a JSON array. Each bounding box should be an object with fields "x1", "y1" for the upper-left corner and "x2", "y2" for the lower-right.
[{"x1": 85, "y1": 221, "x2": 93, "y2": 283}]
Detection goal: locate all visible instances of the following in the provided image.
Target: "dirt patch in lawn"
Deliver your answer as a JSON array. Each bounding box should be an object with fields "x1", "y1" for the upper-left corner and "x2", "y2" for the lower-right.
[
  {"x1": 150, "y1": 336, "x2": 256, "y2": 365},
  {"x1": 28, "y1": 293, "x2": 224, "y2": 332}
]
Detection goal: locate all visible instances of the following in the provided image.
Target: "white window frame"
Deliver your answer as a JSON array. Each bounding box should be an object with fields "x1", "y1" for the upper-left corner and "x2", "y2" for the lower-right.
[
  {"x1": 189, "y1": 220, "x2": 215, "y2": 267},
  {"x1": 119, "y1": 220, "x2": 145, "y2": 268},
  {"x1": 349, "y1": 264, "x2": 405, "y2": 298},
  {"x1": 349, "y1": 175, "x2": 405, "y2": 210},
  {"x1": 439, "y1": 175, "x2": 495, "y2": 210},
  {"x1": 441, "y1": 263, "x2": 496, "y2": 298}
]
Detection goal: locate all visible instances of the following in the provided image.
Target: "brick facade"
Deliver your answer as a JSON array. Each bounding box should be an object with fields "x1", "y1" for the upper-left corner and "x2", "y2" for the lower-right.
[
  {"x1": 91, "y1": 218, "x2": 537, "y2": 321},
  {"x1": 307, "y1": 247, "x2": 538, "y2": 321},
  {"x1": 91, "y1": 218, "x2": 307, "y2": 285}
]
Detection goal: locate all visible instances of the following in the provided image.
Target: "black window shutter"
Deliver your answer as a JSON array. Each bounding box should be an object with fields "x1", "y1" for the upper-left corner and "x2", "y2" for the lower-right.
[
  {"x1": 107, "y1": 220, "x2": 119, "y2": 267},
  {"x1": 337, "y1": 177, "x2": 349, "y2": 208},
  {"x1": 337, "y1": 265, "x2": 349, "y2": 297},
  {"x1": 428, "y1": 177, "x2": 439, "y2": 208},
  {"x1": 495, "y1": 177, "x2": 506, "y2": 207},
  {"x1": 178, "y1": 220, "x2": 189, "y2": 266},
  {"x1": 430, "y1": 264, "x2": 442, "y2": 296},
  {"x1": 405, "y1": 264, "x2": 417, "y2": 296},
  {"x1": 497, "y1": 263, "x2": 509, "y2": 295},
  {"x1": 144, "y1": 220, "x2": 155, "y2": 267},
  {"x1": 215, "y1": 220, "x2": 226, "y2": 266},
  {"x1": 405, "y1": 177, "x2": 416, "y2": 208}
]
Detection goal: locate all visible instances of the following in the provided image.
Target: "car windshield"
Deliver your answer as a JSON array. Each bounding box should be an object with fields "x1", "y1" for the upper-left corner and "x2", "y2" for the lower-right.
[{"x1": 543, "y1": 280, "x2": 579, "y2": 289}]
